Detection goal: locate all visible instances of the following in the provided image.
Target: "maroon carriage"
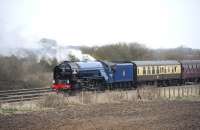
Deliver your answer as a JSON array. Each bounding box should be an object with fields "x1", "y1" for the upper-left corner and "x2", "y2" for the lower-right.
[{"x1": 180, "y1": 60, "x2": 200, "y2": 82}]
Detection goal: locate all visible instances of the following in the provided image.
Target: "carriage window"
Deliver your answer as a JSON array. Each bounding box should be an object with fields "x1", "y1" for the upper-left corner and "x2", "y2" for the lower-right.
[
  {"x1": 152, "y1": 66, "x2": 155, "y2": 74},
  {"x1": 189, "y1": 65, "x2": 192, "y2": 69},
  {"x1": 161, "y1": 67, "x2": 164, "y2": 73},
  {"x1": 174, "y1": 66, "x2": 177, "y2": 72},
  {"x1": 168, "y1": 67, "x2": 170, "y2": 72},
  {"x1": 172, "y1": 67, "x2": 174, "y2": 73},
  {"x1": 157, "y1": 66, "x2": 159, "y2": 74},
  {"x1": 147, "y1": 67, "x2": 151, "y2": 74},
  {"x1": 164, "y1": 67, "x2": 167, "y2": 73},
  {"x1": 143, "y1": 67, "x2": 146, "y2": 75}
]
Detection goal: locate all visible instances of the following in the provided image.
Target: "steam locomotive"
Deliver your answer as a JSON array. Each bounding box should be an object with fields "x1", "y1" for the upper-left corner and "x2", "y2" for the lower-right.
[{"x1": 51, "y1": 60, "x2": 200, "y2": 91}]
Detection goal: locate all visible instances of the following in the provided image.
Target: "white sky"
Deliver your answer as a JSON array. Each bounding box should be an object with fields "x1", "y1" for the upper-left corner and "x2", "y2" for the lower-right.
[{"x1": 0, "y1": 0, "x2": 200, "y2": 49}]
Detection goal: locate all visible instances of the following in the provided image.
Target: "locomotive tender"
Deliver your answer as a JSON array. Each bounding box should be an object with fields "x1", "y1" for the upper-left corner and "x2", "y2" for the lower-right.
[{"x1": 52, "y1": 60, "x2": 200, "y2": 91}]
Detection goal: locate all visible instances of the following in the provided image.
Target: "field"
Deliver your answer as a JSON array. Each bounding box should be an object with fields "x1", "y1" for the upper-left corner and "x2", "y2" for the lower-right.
[
  {"x1": 0, "y1": 101, "x2": 200, "y2": 130},
  {"x1": 0, "y1": 100, "x2": 200, "y2": 130}
]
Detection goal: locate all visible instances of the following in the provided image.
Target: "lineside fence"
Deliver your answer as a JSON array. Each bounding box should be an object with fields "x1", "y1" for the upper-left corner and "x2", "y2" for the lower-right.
[
  {"x1": 1, "y1": 85, "x2": 199, "y2": 104},
  {"x1": 65, "y1": 85, "x2": 200, "y2": 104},
  {"x1": 137, "y1": 85, "x2": 200, "y2": 100}
]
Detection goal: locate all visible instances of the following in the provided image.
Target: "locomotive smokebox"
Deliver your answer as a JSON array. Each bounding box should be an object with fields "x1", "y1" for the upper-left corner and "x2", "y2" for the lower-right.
[{"x1": 52, "y1": 61, "x2": 78, "y2": 90}]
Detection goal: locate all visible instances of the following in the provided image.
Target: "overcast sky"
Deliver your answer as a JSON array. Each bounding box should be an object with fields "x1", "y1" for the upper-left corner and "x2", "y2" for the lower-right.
[{"x1": 0, "y1": 0, "x2": 200, "y2": 49}]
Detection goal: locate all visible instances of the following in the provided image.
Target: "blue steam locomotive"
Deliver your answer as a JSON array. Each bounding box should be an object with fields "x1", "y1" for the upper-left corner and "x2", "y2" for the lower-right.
[{"x1": 52, "y1": 60, "x2": 200, "y2": 91}]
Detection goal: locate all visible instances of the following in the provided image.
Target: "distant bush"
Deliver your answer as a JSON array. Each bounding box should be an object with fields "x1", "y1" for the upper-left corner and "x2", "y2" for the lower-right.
[
  {"x1": 81, "y1": 43, "x2": 154, "y2": 61},
  {"x1": 80, "y1": 43, "x2": 200, "y2": 61},
  {"x1": 0, "y1": 55, "x2": 56, "y2": 90},
  {"x1": 0, "y1": 55, "x2": 23, "y2": 81}
]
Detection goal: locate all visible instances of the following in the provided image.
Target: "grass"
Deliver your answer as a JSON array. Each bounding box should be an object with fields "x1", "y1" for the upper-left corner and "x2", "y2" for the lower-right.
[
  {"x1": 0, "y1": 87, "x2": 199, "y2": 115},
  {"x1": 174, "y1": 95, "x2": 200, "y2": 101},
  {"x1": 0, "y1": 101, "x2": 40, "y2": 115},
  {"x1": 0, "y1": 108, "x2": 18, "y2": 114},
  {"x1": 39, "y1": 93, "x2": 69, "y2": 108}
]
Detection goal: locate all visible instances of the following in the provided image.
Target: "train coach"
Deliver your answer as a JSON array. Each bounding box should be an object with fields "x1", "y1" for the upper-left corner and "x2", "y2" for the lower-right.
[
  {"x1": 132, "y1": 60, "x2": 182, "y2": 86},
  {"x1": 180, "y1": 60, "x2": 200, "y2": 83}
]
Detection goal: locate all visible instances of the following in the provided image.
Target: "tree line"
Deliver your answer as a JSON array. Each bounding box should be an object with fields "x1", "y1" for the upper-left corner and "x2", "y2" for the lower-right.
[
  {"x1": 80, "y1": 43, "x2": 200, "y2": 61},
  {"x1": 0, "y1": 54, "x2": 57, "y2": 90},
  {"x1": 0, "y1": 42, "x2": 200, "y2": 90}
]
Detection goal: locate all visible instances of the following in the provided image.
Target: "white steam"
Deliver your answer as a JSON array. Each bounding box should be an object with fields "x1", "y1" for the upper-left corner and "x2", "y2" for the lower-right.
[
  {"x1": 49, "y1": 46, "x2": 96, "y2": 62},
  {"x1": 0, "y1": 37, "x2": 96, "y2": 62}
]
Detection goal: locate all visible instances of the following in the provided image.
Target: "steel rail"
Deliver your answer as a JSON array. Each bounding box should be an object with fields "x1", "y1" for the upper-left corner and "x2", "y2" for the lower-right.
[{"x1": 0, "y1": 87, "x2": 52, "y2": 103}]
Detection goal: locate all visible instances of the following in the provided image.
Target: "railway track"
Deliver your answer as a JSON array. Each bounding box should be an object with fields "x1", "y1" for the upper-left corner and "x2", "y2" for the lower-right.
[
  {"x1": 0, "y1": 87, "x2": 52, "y2": 103},
  {"x1": 1, "y1": 84, "x2": 199, "y2": 103}
]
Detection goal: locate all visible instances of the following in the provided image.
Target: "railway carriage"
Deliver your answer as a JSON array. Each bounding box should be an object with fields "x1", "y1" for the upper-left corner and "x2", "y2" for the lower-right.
[
  {"x1": 131, "y1": 61, "x2": 181, "y2": 86},
  {"x1": 180, "y1": 60, "x2": 200, "y2": 83}
]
